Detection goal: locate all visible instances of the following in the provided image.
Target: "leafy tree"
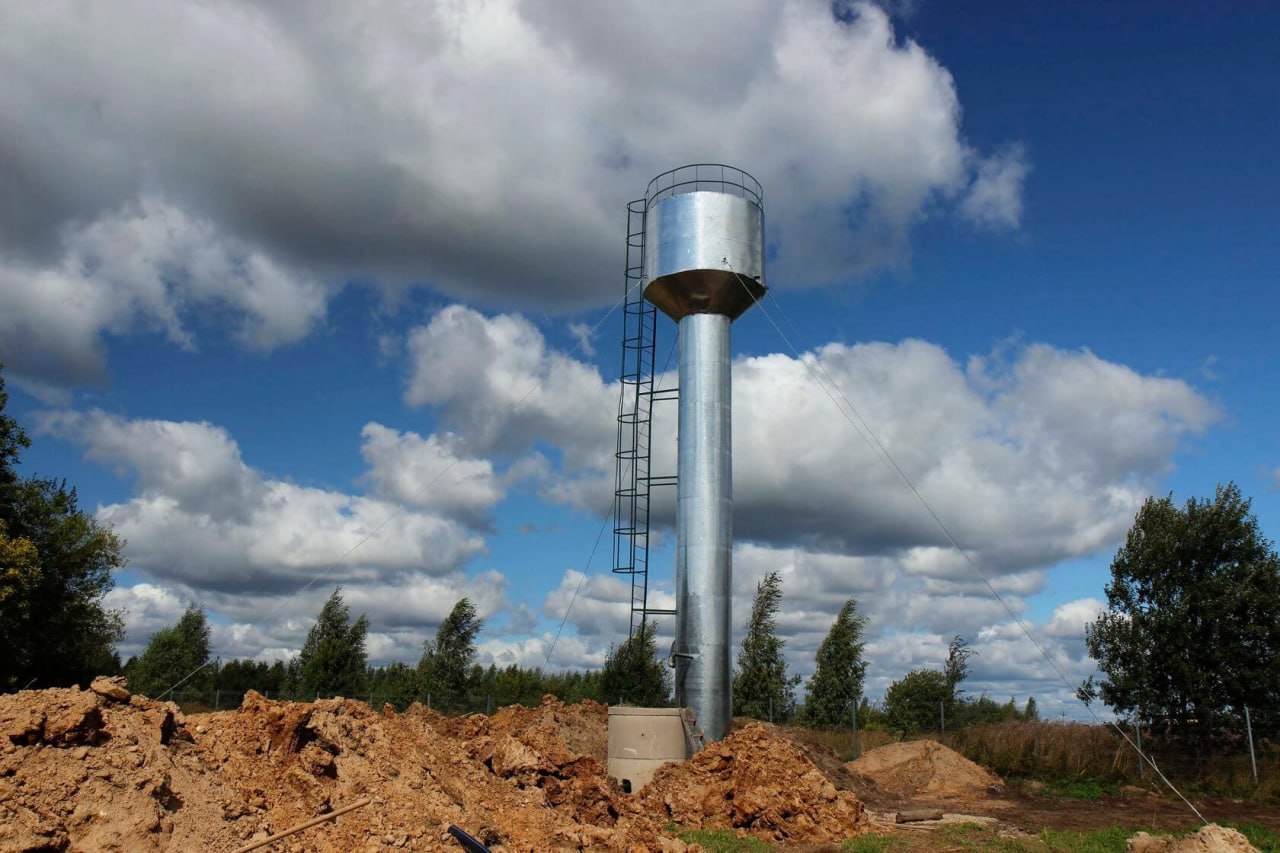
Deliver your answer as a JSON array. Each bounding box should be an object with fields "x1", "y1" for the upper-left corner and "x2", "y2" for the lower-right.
[
  {"x1": 419, "y1": 597, "x2": 483, "y2": 709},
  {"x1": 0, "y1": 366, "x2": 30, "y2": 494},
  {"x1": 129, "y1": 605, "x2": 213, "y2": 697},
  {"x1": 1024, "y1": 696, "x2": 1039, "y2": 721},
  {"x1": 0, "y1": 367, "x2": 125, "y2": 690},
  {"x1": 294, "y1": 587, "x2": 370, "y2": 698},
  {"x1": 732, "y1": 571, "x2": 800, "y2": 721},
  {"x1": 883, "y1": 668, "x2": 951, "y2": 734},
  {"x1": 801, "y1": 598, "x2": 869, "y2": 728},
  {"x1": 599, "y1": 619, "x2": 670, "y2": 706},
  {"x1": 1082, "y1": 483, "x2": 1280, "y2": 745}
]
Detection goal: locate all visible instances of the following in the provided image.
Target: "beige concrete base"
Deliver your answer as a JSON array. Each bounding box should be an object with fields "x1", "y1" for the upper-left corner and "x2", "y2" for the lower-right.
[{"x1": 606, "y1": 706, "x2": 689, "y2": 793}]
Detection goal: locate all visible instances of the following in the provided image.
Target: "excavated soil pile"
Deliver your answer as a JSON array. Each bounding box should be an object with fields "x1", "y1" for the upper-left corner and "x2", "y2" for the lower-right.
[
  {"x1": 635, "y1": 723, "x2": 869, "y2": 843},
  {"x1": 0, "y1": 678, "x2": 235, "y2": 851},
  {"x1": 1127, "y1": 825, "x2": 1259, "y2": 852},
  {"x1": 2, "y1": 686, "x2": 868, "y2": 851},
  {"x1": 847, "y1": 739, "x2": 1003, "y2": 801}
]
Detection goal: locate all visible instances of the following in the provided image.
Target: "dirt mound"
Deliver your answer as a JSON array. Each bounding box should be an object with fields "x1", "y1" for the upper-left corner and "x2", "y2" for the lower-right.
[
  {"x1": 2, "y1": 688, "x2": 868, "y2": 851},
  {"x1": 0, "y1": 681, "x2": 238, "y2": 851},
  {"x1": 634, "y1": 723, "x2": 869, "y2": 843},
  {"x1": 1128, "y1": 825, "x2": 1259, "y2": 852},
  {"x1": 847, "y1": 739, "x2": 1003, "y2": 801}
]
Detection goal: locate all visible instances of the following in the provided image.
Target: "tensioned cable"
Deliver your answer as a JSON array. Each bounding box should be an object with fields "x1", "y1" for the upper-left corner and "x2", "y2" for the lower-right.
[
  {"x1": 732, "y1": 272, "x2": 1208, "y2": 824},
  {"x1": 156, "y1": 284, "x2": 640, "y2": 702}
]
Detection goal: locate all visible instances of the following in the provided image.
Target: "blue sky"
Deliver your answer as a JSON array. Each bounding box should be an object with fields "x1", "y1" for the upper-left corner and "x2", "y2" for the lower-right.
[{"x1": 2, "y1": 0, "x2": 1276, "y2": 715}]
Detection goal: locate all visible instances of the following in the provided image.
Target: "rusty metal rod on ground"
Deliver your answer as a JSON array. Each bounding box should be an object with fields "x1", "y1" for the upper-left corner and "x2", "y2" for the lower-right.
[{"x1": 231, "y1": 797, "x2": 373, "y2": 853}]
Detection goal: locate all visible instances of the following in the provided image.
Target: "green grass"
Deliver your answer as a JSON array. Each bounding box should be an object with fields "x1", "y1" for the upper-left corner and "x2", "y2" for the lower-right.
[
  {"x1": 842, "y1": 835, "x2": 905, "y2": 852},
  {"x1": 933, "y1": 823, "x2": 1038, "y2": 852},
  {"x1": 1041, "y1": 778, "x2": 1116, "y2": 801},
  {"x1": 674, "y1": 829, "x2": 773, "y2": 852},
  {"x1": 1039, "y1": 827, "x2": 1131, "y2": 852}
]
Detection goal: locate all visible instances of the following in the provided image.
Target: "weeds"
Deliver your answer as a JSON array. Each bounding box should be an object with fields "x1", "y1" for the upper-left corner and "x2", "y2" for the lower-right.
[
  {"x1": 674, "y1": 829, "x2": 772, "y2": 852},
  {"x1": 842, "y1": 835, "x2": 904, "y2": 852}
]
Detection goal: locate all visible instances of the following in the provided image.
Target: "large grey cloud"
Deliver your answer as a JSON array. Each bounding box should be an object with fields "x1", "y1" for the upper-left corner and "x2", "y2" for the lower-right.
[{"x1": 1, "y1": 0, "x2": 1025, "y2": 384}]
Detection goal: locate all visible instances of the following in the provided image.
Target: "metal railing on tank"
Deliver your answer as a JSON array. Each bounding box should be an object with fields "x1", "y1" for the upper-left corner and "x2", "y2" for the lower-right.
[{"x1": 645, "y1": 163, "x2": 763, "y2": 209}]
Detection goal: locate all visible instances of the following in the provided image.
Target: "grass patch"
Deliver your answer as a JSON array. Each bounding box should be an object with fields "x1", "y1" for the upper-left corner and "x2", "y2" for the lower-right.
[
  {"x1": 1042, "y1": 778, "x2": 1115, "y2": 801},
  {"x1": 674, "y1": 829, "x2": 772, "y2": 852},
  {"x1": 842, "y1": 835, "x2": 904, "y2": 852},
  {"x1": 933, "y1": 822, "x2": 1039, "y2": 852},
  {"x1": 1039, "y1": 827, "x2": 1132, "y2": 852}
]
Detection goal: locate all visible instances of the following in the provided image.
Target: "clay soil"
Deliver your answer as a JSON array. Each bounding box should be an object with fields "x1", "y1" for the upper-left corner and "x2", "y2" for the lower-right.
[{"x1": 0, "y1": 681, "x2": 869, "y2": 852}]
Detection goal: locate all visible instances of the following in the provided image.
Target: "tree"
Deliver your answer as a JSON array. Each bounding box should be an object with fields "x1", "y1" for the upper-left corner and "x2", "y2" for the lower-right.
[
  {"x1": 944, "y1": 635, "x2": 976, "y2": 706},
  {"x1": 1024, "y1": 696, "x2": 1039, "y2": 721},
  {"x1": 1082, "y1": 483, "x2": 1280, "y2": 745},
  {"x1": 883, "y1": 669, "x2": 951, "y2": 734},
  {"x1": 419, "y1": 597, "x2": 483, "y2": 709},
  {"x1": 801, "y1": 598, "x2": 869, "y2": 728},
  {"x1": 599, "y1": 619, "x2": 670, "y2": 706},
  {"x1": 0, "y1": 366, "x2": 125, "y2": 690},
  {"x1": 295, "y1": 587, "x2": 369, "y2": 698},
  {"x1": 732, "y1": 571, "x2": 800, "y2": 721},
  {"x1": 128, "y1": 605, "x2": 212, "y2": 698}
]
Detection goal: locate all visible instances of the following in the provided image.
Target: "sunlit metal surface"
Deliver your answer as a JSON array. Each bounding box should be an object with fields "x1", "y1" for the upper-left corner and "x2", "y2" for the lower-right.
[
  {"x1": 643, "y1": 192, "x2": 765, "y2": 321},
  {"x1": 674, "y1": 313, "x2": 734, "y2": 742}
]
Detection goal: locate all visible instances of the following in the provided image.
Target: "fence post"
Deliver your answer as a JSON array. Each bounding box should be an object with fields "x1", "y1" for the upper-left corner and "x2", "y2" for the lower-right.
[
  {"x1": 940, "y1": 702, "x2": 945, "y2": 737},
  {"x1": 214, "y1": 689, "x2": 220, "y2": 711},
  {"x1": 1245, "y1": 706, "x2": 1259, "y2": 786},
  {"x1": 851, "y1": 695, "x2": 860, "y2": 760},
  {"x1": 768, "y1": 697, "x2": 773, "y2": 724},
  {"x1": 427, "y1": 694, "x2": 431, "y2": 710}
]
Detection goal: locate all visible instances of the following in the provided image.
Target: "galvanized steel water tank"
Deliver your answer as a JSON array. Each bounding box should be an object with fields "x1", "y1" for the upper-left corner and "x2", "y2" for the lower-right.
[{"x1": 643, "y1": 167, "x2": 766, "y2": 321}]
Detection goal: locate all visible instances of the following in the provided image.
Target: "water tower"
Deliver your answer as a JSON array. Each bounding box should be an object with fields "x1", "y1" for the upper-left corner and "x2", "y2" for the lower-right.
[{"x1": 640, "y1": 165, "x2": 765, "y2": 742}]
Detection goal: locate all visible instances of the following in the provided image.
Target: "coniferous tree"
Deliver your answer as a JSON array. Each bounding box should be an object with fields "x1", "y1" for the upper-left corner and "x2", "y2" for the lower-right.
[
  {"x1": 1023, "y1": 696, "x2": 1039, "y2": 721},
  {"x1": 1082, "y1": 483, "x2": 1280, "y2": 745},
  {"x1": 732, "y1": 571, "x2": 800, "y2": 721},
  {"x1": 944, "y1": 635, "x2": 975, "y2": 710},
  {"x1": 419, "y1": 597, "x2": 483, "y2": 710},
  {"x1": 129, "y1": 605, "x2": 213, "y2": 697},
  {"x1": 599, "y1": 619, "x2": 670, "y2": 706},
  {"x1": 801, "y1": 598, "x2": 869, "y2": 728},
  {"x1": 295, "y1": 587, "x2": 369, "y2": 698}
]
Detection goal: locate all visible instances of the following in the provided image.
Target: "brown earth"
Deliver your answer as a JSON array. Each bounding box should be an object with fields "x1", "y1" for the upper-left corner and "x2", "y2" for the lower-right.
[
  {"x1": 847, "y1": 739, "x2": 1004, "y2": 800},
  {"x1": 1128, "y1": 824, "x2": 1259, "y2": 852},
  {"x1": 0, "y1": 683, "x2": 870, "y2": 852}
]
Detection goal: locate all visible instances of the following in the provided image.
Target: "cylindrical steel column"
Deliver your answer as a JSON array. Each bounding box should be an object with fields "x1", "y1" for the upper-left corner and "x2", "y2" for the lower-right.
[{"x1": 674, "y1": 312, "x2": 733, "y2": 742}]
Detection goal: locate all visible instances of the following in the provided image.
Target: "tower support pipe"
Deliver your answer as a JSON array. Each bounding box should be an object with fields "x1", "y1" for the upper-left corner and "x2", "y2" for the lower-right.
[{"x1": 675, "y1": 312, "x2": 733, "y2": 742}]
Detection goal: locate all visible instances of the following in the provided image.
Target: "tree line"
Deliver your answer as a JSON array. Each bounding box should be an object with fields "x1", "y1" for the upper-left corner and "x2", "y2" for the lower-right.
[{"x1": 3, "y1": 362, "x2": 1280, "y2": 748}]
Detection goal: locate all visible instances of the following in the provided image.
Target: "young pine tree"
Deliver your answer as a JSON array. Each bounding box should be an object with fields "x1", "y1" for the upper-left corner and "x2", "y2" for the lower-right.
[
  {"x1": 295, "y1": 587, "x2": 369, "y2": 698},
  {"x1": 801, "y1": 598, "x2": 869, "y2": 728},
  {"x1": 419, "y1": 597, "x2": 483, "y2": 710},
  {"x1": 128, "y1": 604, "x2": 213, "y2": 698},
  {"x1": 732, "y1": 571, "x2": 800, "y2": 721},
  {"x1": 599, "y1": 619, "x2": 670, "y2": 706}
]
